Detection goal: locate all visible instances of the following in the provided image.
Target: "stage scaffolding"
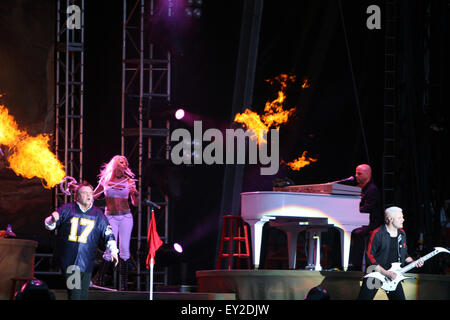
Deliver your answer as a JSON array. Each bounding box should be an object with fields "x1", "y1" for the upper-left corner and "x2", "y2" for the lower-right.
[
  {"x1": 54, "y1": 0, "x2": 84, "y2": 208},
  {"x1": 121, "y1": 0, "x2": 172, "y2": 290},
  {"x1": 35, "y1": 0, "x2": 85, "y2": 278},
  {"x1": 54, "y1": 0, "x2": 85, "y2": 208}
]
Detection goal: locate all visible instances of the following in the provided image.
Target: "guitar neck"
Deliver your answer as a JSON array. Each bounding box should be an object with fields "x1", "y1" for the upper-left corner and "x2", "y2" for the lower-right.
[{"x1": 400, "y1": 249, "x2": 440, "y2": 274}]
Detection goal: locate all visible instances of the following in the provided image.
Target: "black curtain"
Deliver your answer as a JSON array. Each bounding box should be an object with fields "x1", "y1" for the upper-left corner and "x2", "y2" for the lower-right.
[{"x1": 396, "y1": 0, "x2": 449, "y2": 272}]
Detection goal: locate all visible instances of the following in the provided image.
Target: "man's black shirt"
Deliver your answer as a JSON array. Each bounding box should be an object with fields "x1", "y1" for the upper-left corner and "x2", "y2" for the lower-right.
[
  {"x1": 385, "y1": 235, "x2": 400, "y2": 270},
  {"x1": 360, "y1": 180, "x2": 383, "y2": 230}
]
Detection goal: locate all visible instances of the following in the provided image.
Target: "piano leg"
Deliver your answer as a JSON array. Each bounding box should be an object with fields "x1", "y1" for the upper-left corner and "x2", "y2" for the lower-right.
[
  {"x1": 286, "y1": 231, "x2": 300, "y2": 269},
  {"x1": 338, "y1": 228, "x2": 352, "y2": 271},
  {"x1": 306, "y1": 229, "x2": 323, "y2": 271},
  {"x1": 314, "y1": 232, "x2": 322, "y2": 271},
  {"x1": 246, "y1": 219, "x2": 270, "y2": 269},
  {"x1": 306, "y1": 231, "x2": 315, "y2": 269},
  {"x1": 267, "y1": 223, "x2": 302, "y2": 269}
]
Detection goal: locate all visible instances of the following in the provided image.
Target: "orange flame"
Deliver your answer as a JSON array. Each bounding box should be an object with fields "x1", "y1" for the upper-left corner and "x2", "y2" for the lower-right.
[
  {"x1": 0, "y1": 104, "x2": 22, "y2": 146},
  {"x1": 234, "y1": 74, "x2": 297, "y2": 144},
  {"x1": 0, "y1": 104, "x2": 65, "y2": 188},
  {"x1": 301, "y1": 78, "x2": 310, "y2": 89},
  {"x1": 283, "y1": 151, "x2": 318, "y2": 171},
  {"x1": 233, "y1": 109, "x2": 268, "y2": 144}
]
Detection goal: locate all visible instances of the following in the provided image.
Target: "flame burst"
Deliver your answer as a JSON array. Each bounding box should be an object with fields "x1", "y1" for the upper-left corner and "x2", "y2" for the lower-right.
[
  {"x1": 0, "y1": 104, "x2": 65, "y2": 188},
  {"x1": 233, "y1": 74, "x2": 318, "y2": 172},
  {"x1": 283, "y1": 151, "x2": 318, "y2": 171},
  {"x1": 234, "y1": 74, "x2": 297, "y2": 144},
  {"x1": 233, "y1": 109, "x2": 268, "y2": 143}
]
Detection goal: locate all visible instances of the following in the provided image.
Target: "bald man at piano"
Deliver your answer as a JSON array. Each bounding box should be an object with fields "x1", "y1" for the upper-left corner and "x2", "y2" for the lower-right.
[{"x1": 348, "y1": 164, "x2": 384, "y2": 271}]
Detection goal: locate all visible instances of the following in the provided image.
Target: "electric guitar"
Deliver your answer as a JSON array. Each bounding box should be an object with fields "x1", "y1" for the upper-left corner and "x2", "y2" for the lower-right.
[{"x1": 363, "y1": 247, "x2": 450, "y2": 292}]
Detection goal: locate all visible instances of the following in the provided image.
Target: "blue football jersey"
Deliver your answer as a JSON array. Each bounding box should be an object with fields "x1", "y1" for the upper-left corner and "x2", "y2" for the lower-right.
[{"x1": 53, "y1": 202, "x2": 116, "y2": 273}]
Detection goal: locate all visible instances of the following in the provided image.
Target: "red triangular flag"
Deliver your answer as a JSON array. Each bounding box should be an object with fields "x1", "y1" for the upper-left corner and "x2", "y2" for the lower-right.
[{"x1": 146, "y1": 210, "x2": 163, "y2": 269}]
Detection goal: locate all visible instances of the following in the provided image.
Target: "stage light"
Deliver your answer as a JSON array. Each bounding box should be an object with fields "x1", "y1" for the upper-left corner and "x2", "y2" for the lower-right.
[
  {"x1": 14, "y1": 279, "x2": 55, "y2": 300},
  {"x1": 173, "y1": 242, "x2": 183, "y2": 253},
  {"x1": 175, "y1": 109, "x2": 185, "y2": 120}
]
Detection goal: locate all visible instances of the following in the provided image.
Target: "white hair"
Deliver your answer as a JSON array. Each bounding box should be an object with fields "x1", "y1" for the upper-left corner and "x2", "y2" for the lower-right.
[{"x1": 384, "y1": 206, "x2": 403, "y2": 223}]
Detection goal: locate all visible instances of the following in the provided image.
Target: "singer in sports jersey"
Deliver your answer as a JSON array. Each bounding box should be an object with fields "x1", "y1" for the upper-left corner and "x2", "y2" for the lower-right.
[
  {"x1": 93, "y1": 155, "x2": 139, "y2": 291},
  {"x1": 44, "y1": 181, "x2": 119, "y2": 300},
  {"x1": 357, "y1": 206, "x2": 423, "y2": 300}
]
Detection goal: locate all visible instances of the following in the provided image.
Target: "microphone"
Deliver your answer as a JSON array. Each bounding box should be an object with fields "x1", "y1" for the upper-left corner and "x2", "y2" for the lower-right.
[
  {"x1": 124, "y1": 171, "x2": 134, "y2": 179},
  {"x1": 142, "y1": 199, "x2": 161, "y2": 210},
  {"x1": 335, "y1": 176, "x2": 355, "y2": 183}
]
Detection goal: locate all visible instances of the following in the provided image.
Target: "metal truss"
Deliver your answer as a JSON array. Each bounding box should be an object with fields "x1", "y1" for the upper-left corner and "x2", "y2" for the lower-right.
[
  {"x1": 121, "y1": 0, "x2": 171, "y2": 291},
  {"x1": 54, "y1": 0, "x2": 85, "y2": 208}
]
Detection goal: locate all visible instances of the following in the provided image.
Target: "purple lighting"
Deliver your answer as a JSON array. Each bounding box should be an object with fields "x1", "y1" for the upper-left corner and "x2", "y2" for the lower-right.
[{"x1": 175, "y1": 109, "x2": 185, "y2": 120}]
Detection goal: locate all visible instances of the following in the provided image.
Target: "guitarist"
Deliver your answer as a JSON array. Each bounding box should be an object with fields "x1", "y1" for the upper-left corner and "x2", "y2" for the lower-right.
[{"x1": 357, "y1": 206, "x2": 424, "y2": 300}]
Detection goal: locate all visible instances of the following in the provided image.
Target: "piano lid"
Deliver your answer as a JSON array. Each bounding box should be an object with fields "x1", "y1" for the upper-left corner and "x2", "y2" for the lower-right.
[{"x1": 273, "y1": 181, "x2": 361, "y2": 196}]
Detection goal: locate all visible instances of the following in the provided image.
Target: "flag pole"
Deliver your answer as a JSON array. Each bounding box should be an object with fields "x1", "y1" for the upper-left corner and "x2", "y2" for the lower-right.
[
  {"x1": 149, "y1": 258, "x2": 154, "y2": 300},
  {"x1": 147, "y1": 207, "x2": 162, "y2": 301},
  {"x1": 149, "y1": 208, "x2": 154, "y2": 301}
]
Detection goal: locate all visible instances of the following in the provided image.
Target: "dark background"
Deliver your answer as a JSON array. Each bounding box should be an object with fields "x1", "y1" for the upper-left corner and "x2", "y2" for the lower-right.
[{"x1": 0, "y1": 0, "x2": 449, "y2": 285}]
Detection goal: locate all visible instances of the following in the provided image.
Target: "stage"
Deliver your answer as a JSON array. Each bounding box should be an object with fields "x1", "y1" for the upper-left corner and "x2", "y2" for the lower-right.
[
  {"x1": 196, "y1": 269, "x2": 450, "y2": 300},
  {"x1": 9, "y1": 269, "x2": 450, "y2": 300},
  {"x1": 51, "y1": 289, "x2": 236, "y2": 301}
]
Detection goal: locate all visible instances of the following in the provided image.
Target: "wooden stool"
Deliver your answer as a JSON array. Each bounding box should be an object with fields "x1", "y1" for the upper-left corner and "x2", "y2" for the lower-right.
[
  {"x1": 10, "y1": 277, "x2": 36, "y2": 300},
  {"x1": 216, "y1": 215, "x2": 251, "y2": 269}
]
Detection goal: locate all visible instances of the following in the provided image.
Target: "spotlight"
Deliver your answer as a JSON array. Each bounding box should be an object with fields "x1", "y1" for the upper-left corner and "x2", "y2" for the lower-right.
[
  {"x1": 173, "y1": 242, "x2": 183, "y2": 254},
  {"x1": 14, "y1": 279, "x2": 55, "y2": 300},
  {"x1": 175, "y1": 109, "x2": 185, "y2": 120}
]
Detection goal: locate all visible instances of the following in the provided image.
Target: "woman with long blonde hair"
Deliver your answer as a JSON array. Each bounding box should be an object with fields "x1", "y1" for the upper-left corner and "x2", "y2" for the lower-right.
[{"x1": 93, "y1": 155, "x2": 138, "y2": 291}]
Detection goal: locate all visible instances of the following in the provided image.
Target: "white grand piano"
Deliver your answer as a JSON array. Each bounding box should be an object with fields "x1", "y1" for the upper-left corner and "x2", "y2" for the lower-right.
[{"x1": 241, "y1": 182, "x2": 369, "y2": 270}]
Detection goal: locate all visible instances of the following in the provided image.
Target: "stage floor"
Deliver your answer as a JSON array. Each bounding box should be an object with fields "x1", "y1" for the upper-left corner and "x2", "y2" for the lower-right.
[
  {"x1": 51, "y1": 289, "x2": 236, "y2": 300},
  {"x1": 46, "y1": 269, "x2": 450, "y2": 300},
  {"x1": 196, "y1": 269, "x2": 450, "y2": 300}
]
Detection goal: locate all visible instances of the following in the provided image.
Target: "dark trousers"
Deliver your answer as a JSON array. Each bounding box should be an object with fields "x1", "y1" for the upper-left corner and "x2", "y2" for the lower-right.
[
  {"x1": 349, "y1": 226, "x2": 371, "y2": 271},
  {"x1": 63, "y1": 271, "x2": 92, "y2": 300},
  {"x1": 357, "y1": 278, "x2": 406, "y2": 300}
]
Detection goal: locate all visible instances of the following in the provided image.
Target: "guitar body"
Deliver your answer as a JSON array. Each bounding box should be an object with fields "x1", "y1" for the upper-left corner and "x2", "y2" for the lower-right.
[
  {"x1": 363, "y1": 247, "x2": 450, "y2": 292},
  {"x1": 364, "y1": 263, "x2": 413, "y2": 292}
]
